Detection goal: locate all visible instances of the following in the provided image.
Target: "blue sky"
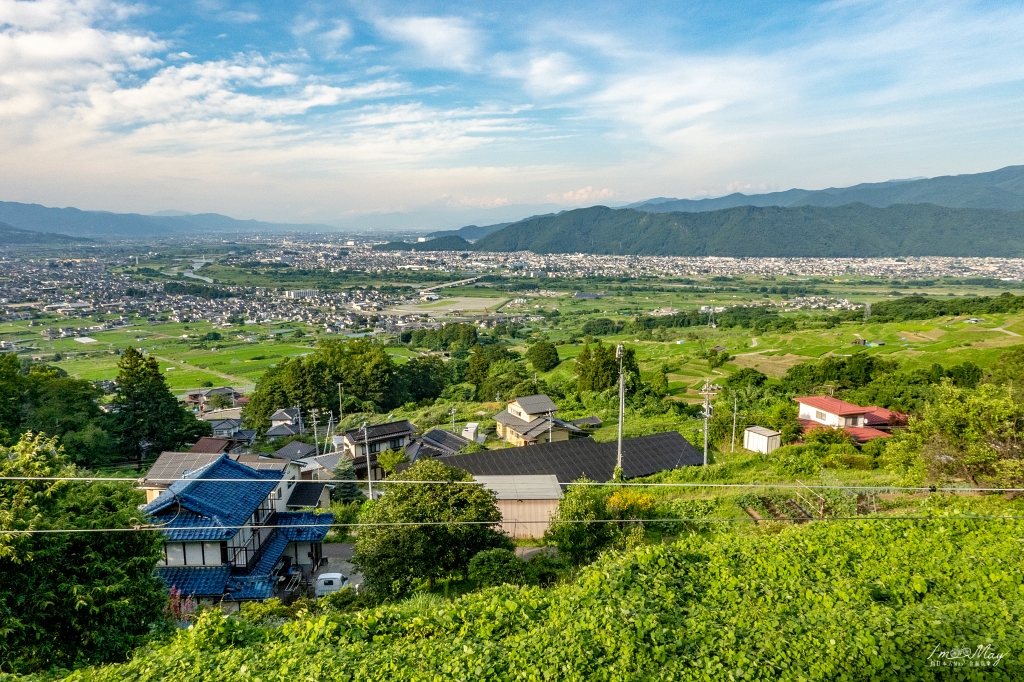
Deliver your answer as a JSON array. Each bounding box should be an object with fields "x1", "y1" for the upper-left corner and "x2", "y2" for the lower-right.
[{"x1": 2, "y1": 0, "x2": 1024, "y2": 229}]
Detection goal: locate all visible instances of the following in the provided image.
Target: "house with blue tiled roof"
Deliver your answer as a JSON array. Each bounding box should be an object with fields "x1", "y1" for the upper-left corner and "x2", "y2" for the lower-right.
[{"x1": 142, "y1": 454, "x2": 333, "y2": 602}]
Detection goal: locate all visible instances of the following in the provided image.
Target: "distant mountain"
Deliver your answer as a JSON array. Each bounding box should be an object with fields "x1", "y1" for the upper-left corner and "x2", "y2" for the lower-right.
[
  {"x1": 623, "y1": 197, "x2": 679, "y2": 208},
  {"x1": 471, "y1": 203, "x2": 1024, "y2": 257},
  {"x1": 630, "y1": 165, "x2": 1024, "y2": 213},
  {"x1": 0, "y1": 221, "x2": 90, "y2": 245},
  {"x1": 426, "y1": 222, "x2": 512, "y2": 240},
  {"x1": 372, "y1": 235, "x2": 473, "y2": 251},
  {"x1": 0, "y1": 201, "x2": 334, "y2": 238}
]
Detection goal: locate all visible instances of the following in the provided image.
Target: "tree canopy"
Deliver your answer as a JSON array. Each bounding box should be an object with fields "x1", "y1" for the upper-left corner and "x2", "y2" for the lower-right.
[
  {"x1": 110, "y1": 347, "x2": 209, "y2": 463},
  {"x1": 352, "y1": 459, "x2": 511, "y2": 598},
  {"x1": 0, "y1": 433, "x2": 166, "y2": 674}
]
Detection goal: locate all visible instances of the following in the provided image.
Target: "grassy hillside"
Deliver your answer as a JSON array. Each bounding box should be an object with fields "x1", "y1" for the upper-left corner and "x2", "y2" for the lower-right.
[{"x1": 472, "y1": 204, "x2": 1024, "y2": 256}]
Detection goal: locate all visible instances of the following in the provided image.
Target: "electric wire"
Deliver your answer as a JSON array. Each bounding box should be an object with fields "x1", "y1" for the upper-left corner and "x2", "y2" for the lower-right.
[
  {"x1": 3, "y1": 514, "x2": 1024, "y2": 535},
  {"x1": 0, "y1": 476, "x2": 1020, "y2": 494}
]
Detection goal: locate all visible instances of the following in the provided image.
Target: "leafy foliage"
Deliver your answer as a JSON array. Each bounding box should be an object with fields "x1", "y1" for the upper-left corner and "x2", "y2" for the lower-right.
[
  {"x1": 869, "y1": 292, "x2": 1024, "y2": 322},
  {"x1": 244, "y1": 339, "x2": 463, "y2": 430},
  {"x1": 468, "y1": 549, "x2": 530, "y2": 587},
  {"x1": 0, "y1": 433, "x2": 166, "y2": 674},
  {"x1": 110, "y1": 347, "x2": 210, "y2": 463},
  {"x1": 353, "y1": 459, "x2": 511, "y2": 598},
  {"x1": 525, "y1": 340, "x2": 560, "y2": 372},
  {"x1": 55, "y1": 510, "x2": 1024, "y2": 681}
]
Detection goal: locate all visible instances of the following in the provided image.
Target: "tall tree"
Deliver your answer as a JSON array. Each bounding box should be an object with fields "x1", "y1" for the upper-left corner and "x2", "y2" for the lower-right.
[
  {"x1": 0, "y1": 433, "x2": 166, "y2": 674},
  {"x1": 22, "y1": 367, "x2": 117, "y2": 467},
  {"x1": 353, "y1": 459, "x2": 511, "y2": 598},
  {"x1": 110, "y1": 347, "x2": 208, "y2": 463},
  {"x1": 526, "y1": 340, "x2": 561, "y2": 372}
]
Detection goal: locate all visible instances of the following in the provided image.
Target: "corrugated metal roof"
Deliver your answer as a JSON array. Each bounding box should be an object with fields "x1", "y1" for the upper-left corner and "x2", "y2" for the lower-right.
[
  {"x1": 744, "y1": 426, "x2": 781, "y2": 437},
  {"x1": 474, "y1": 474, "x2": 562, "y2": 500}
]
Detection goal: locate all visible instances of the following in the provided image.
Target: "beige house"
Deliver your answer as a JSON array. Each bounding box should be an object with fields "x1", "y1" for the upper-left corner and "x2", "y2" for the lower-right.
[
  {"x1": 493, "y1": 395, "x2": 580, "y2": 446},
  {"x1": 474, "y1": 475, "x2": 562, "y2": 538}
]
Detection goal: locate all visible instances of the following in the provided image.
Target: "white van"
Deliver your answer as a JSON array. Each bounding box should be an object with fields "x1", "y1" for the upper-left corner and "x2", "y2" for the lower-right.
[{"x1": 315, "y1": 572, "x2": 348, "y2": 597}]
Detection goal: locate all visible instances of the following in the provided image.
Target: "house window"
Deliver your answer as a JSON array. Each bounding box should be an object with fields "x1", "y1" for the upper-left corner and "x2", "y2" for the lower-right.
[
  {"x1": 815, "y1": 410, "x2": 826, "y2": 421},
  {"x1": 166, "y1": 543, "x2": 184, "y2": 566},
  {"x1": 185, "y1": 543, "x2": 203, "y2": 566}
]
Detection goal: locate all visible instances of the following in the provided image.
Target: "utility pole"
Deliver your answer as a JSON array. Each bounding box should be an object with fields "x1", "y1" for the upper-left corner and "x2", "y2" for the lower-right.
[
  {"x1": 362, "y1": 422, "x2": 372, "y2": 500},
  {"x1": 311, "y1": 409, "x2": 320, "y2": 454},
  {"x1": 616, "y1": 344, "x2": 625, "y2": 474},
  {"x1": 698, "y1": 379, "x2": 720, "y2": 466},
  {"x1": 450, "y1": 405, "x2": 457, "y2": 433},
  {"x1": 731, "y1": 397, "x2": 738, "y2": 453},
  {"x1": 337, "y1": 382, "x2": 344, "y2": 421}
]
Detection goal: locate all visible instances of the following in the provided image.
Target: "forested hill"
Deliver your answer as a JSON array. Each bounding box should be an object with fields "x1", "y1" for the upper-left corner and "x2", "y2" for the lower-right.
[
  {"x1": 631, "y1": 164, "x2": 1024, "y2": 213},
  {"x1": 470, "y1": 203, "x2": 1024, "y2": 257},
  {"x1": 0, "y1": 221, "x2": 90, "y2": 244}
]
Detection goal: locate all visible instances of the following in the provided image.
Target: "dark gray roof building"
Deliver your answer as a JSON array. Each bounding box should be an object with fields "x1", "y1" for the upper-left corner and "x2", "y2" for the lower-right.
[
  {"x1": 272, "y1": 441, "x2": 318, "y2": 461},
  {"x1": 440, "y1": 431, "x2": 702, "y2": 483}
]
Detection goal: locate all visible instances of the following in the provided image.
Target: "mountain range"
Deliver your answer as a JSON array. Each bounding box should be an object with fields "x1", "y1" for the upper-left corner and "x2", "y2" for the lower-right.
[
  {"x1": 425, "y1": 222, "x2": 513, "y2": 241},
  {"x1": 470, "y1": 203, "x2": 1024, "y2": 257},
  {"x1": 0, "y1": 221, "x2": 89, "y2": 245},
  {"x1": 5, "y1": 165, "x2": 1024, "y2": 257},
  {"x1": 0, "y1": 201, "x2": 333, "y2": 239},
  {"x1": 629, "y1": 165, "x2": 1024, "y2": 213}
]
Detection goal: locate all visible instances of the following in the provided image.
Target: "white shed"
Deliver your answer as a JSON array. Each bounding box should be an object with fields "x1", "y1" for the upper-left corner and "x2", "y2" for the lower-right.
[
  {"x1": 743, "y1": 426, "x2": 782, "y2": 454},
  {"x1": 473, "y1": 475, "x2": 562, "y2": 539}
]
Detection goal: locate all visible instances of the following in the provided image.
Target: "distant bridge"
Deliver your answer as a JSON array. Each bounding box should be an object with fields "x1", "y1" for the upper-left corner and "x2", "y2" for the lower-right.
[{"x1": 418, "y1": 276, "x2": 481, "y2": 293}]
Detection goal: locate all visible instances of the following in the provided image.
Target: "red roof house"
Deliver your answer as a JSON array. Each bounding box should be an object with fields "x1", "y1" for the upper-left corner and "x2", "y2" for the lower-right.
[{"x1": 793, "y1": 396, "x2": 903, "y2": 443}]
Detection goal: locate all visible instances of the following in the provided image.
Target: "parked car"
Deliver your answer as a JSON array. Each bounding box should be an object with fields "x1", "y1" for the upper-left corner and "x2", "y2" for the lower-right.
[{"x1": 315, "y1": 572, "x2": 348, "y2": 597}]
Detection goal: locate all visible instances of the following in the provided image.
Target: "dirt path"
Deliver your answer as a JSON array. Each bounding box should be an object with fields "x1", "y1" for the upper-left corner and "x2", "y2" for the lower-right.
[{"x1": 991, "y1": 327, "x2": 1021, "y2": 337}]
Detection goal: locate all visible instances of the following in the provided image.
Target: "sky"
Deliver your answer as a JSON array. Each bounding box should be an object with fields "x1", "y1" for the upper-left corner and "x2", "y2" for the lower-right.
[{"x1": 2, "y1": 0, "x2": 1024, "y2": 229}]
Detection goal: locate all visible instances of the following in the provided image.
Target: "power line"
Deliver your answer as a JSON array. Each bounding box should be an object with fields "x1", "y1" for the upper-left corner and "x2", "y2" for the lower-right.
[
  {"x1": 3, "y1": 515, "x2": 1023, "y2": 535},
  {"x1": 1, "y1": 476, "x2": 1021, "y2": 494}
]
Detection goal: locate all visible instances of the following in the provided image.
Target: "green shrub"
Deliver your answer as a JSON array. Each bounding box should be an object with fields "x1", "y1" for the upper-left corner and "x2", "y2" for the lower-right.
[
  {"x1": 468, "y1": 548, "x2": 529, "y2": 587},
  {"x1": 56, "y1": 508, "x2": 1024, "y2": 681}
]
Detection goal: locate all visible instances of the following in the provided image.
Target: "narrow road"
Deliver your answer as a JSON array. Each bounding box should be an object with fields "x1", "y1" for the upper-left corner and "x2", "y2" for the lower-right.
[{"x1": 991, "y1": 327, "x2": 1022, "y2": 337}]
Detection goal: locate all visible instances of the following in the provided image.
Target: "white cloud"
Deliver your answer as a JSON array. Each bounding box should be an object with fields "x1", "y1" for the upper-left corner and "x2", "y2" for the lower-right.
[
  {"x1": 374, "y1": 16, "x2": 479, "y2": 71},
  {"x1": 549, "y1": 186, "x2": 614, "y2": 204}
]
